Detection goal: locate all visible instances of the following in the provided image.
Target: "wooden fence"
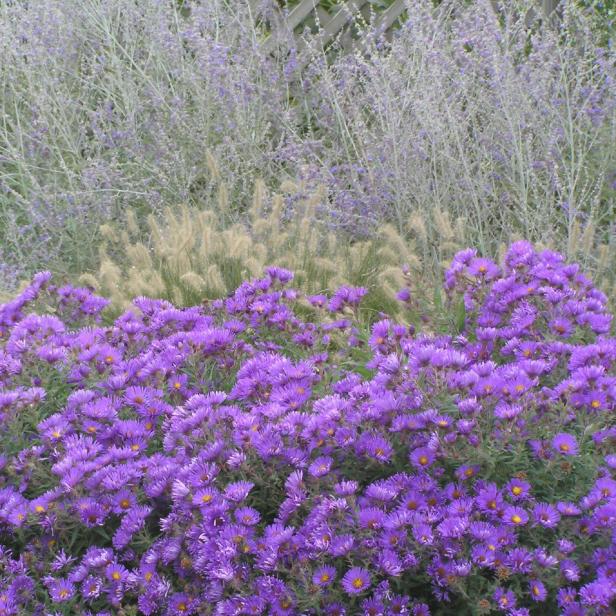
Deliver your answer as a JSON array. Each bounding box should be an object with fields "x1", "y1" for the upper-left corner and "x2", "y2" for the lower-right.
[{"x1": 254, "y1": 0, "x2": 564, "y2": 72}]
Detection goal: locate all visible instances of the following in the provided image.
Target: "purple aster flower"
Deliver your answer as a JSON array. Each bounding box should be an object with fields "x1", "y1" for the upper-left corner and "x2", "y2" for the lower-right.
[
  {"x1": 560, "y1": 559, "x2": 581, "y2": 582},
  {"x1": 307, "y1": 294, "x2": 328, "y2": 308},
  {"x1": 549, "y1": 318, "x2": 573, "y2": 337},
  {"x1": 105, "y1": 563, "x2": 129, "y2": 584},
  {"x1": 506, "y1": 478, "x2": 531, "y2": 500},
  {"x1": 325, "y1": 603, "x2": 346, "y2": 616},
  {"x1": 377, "y1": 550, "x2": 403, "y2": 576},
  {"x1": 557, "y1": 587, "x2": 578, "y2": 607},
  {"x1": 312, "y1": 565, "x2": 336, "y2": 587},
  {"x1": 363, "y1": 434, "x2": 394, "y2": 462},
  {"x1": 341, "y1": 567, "x2": 371, "y2": 594},
  {"x1": 557, "y1": 539, "x2": 576, "y2": 554},
  {"x1": 82, "y1": 575, "x2": 102, "y2": 599},
  {"x1": 358, "y1": 507, "x2": 386, "y2": 530},
  {"x1": 235, "y1": 506, "x2": 260, "y2": 526},
  {"x1": 412, "y1": 523, "x2": 434, "y2": 546},
  {"x1": 529, "y1": 579, "x2": 547, "y2": 601},
  {"x1": 552, "y1": 433, "x2": 579, "y2": 455},
  {"x1": 476, "y1": 483, "x2": 503, "y2": 513},
  {"x1": 455, "y1": 465, "x2": 479, "y2": 481},
  {"x1": 436, "y1": 516, "x2": 469, "y2": 538},
  {"x1": 46, "y1": 577, "x2": 75, "y2": 602},
  {"x1": 265, "y1": 266, "x2": 294, "y2": 284},
  {"x1": 396, "y1": 288, "x2": 411, "y2": 303},
  {"x1": 493, "y1": 587, "x2": 516, "y2": 611},
  {"x1": 494, "y1": 402, "x2": 523, "y2": 419},
  {"x1": 113, "y1": 505, "x2": 151, "y2": 550},
  {"x1": 506, "y1": 547, "x2": 533, "y2": 573},
  {"x1": 556, "y1": 502, "x2": 581, "y2": 516},
  {"x1": 410, "y1": 447, "x2": 435, "y2": 469},
  {"x1": 533, "y1": 548, "x2": 558, "y2": 567},
  {"x1": 329, "y1": 534, "x2": 354, "y2": 557},
  {"x1": 167, "y1": 593, "x2": 196, "y2": 615},
  {"x1": 605, "y1": 454, "x2": 616, "y2": 468},
  {"x1": 223, "y1": 481, "x2": 254, "y2": 502},
  {"x1": 471, "y1": 545, "x2": 495, "y2": 568},
  {"x1": 532, "y1": 503, "x2": 561, "y2": 528},
  {"x1": 468, "y1": 257, "x2": 499, "y2": 279},
  {"x1": 309, "y1": 456, "x2": 333, "y2": 477},
  {"x1": 504, "y1": 506, "x2": 529, "y2": 527},
  {"x1": 412, "y1": 603, "x2": 430, "y2": 616},
  {"x1": 579, "y1": 580, "x2": 614, "y2": 607},
  {"x1": 328, "y1": 286, "x2": 367, "y2": 312},
  {"x1": 595, "y1": 477, "x2": 616, "y2": 498},
  {"x1": 334, "y1": 480, "x2": 359, "y2": 495},
  {"x1": 361, "y1": 597, "x2": 385, "y2": 616}
]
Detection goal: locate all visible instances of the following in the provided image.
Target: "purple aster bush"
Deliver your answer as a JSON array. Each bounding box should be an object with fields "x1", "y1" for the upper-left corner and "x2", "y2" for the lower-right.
[{"x1": 0, "y1": 242, "x2": 615, "y2": 614}]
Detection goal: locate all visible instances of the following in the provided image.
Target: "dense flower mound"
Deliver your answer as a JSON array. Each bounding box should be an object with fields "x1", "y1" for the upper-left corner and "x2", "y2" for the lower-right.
[{"x1": 0, "y1": 241, "x2": 615, "y2": 615}]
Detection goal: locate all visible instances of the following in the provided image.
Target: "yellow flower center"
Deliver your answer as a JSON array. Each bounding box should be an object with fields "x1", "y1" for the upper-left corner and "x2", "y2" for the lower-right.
[
  {"x1": 512, "y1": 486, "x2": 522, "y2": 495},
  {"x1": 511, "y1": 514, "x2": 522, "y2": 524},
  {"x1": 419, "y1": 455, "x2": 429, "y2": 466},
  {"x1": 352, "y1": 577, "x2": 364, "y2": 589}
]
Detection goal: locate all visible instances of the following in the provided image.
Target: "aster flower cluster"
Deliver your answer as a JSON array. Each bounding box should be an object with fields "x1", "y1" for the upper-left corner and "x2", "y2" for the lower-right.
[{"x1": 0, "y1": 244, "x2": 615, "y2": 615}]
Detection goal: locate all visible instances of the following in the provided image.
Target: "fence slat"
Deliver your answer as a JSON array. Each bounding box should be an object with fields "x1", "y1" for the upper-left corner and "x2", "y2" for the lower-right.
[
  {"x1": 264, "y1": 0, "x2": 562, "y2": 77},
  {"x1": 354, "y1": 0, "x2": 406, "y2": 53},
  {"x1": 315, "y1": 7, "x2": 330, "y2": 25},
  {"x1": 374, "y1": 0, "x2": 406, "y2": 34},
  {"x1": 287, "y1": 0, "x2": 320, "y2": 31},
  {"x1": 263, "y1": 0, "x2": 319, "y2": 53},
  {"x1": 312, "y1": 0, "x2": 369, "y2": 49}
]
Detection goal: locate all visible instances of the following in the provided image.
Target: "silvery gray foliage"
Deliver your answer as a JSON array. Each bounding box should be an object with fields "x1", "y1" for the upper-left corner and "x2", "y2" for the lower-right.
[{"x1": 0, "y1": 0, "x2": 614, "y2": 286}]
